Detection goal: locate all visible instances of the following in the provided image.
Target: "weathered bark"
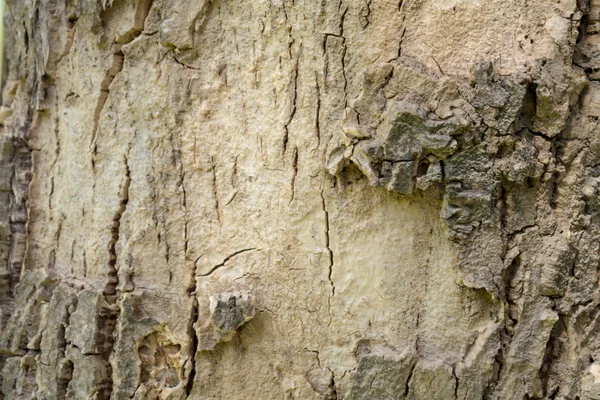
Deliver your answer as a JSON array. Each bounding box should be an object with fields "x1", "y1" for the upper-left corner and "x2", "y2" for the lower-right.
[{"x1": 1, "y1": 0, "x2": 600, "y2": 399}]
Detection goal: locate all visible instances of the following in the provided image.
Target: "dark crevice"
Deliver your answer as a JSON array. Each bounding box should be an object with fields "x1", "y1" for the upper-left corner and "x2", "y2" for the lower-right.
[
  {"x1": 185, "y1": 298, "x2": 199, "y2": 396},
  {"x1": 290, "y1": 147, "x2": 298, "y2": 203},
  {"x1": 320, "y1": 191, "x2": 335, "y2": 296},
  {"x1": 404, "y1": 361, "x2": 416, "y2": 397},
  {"x1": 199, "y1": 248, "x2": 256, "y2": 277},
  {"x1": 535, "y1": 316, "x2": 564, "y2": 399},
  {"x1": 91, "y1": 0, "x2": 154, "y2": 162},
  {"x1": 315, "y1": 72, "x2": 322, "y2": 149},
  {"x1": 502, "y1": 253, "x2": 521, "y2": 333},
  {"x1": 283, "y1": 60, "x2": 299, "y2": 154},
  {"x1": 99, "y1": 144, "x2": 131, "y2": 398},
  {"x1": 453, "y1": 365, "x2": 460, "y2": 400},
  {"x1": 210, "y1": 157, "x2": 221, "y2": 224},
  {"x1": 105, "y1": 157, "x2": 130, "y2": 300},
  {"x1": 327, "y1": 367, "x2": 339, "y2": 400},
  {"x1": 90, "y1": 49, "x2": 124, "y2": 163}
]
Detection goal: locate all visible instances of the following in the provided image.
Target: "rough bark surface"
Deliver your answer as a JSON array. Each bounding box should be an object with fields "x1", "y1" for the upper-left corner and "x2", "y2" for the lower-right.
[{"x1": 0, "y1": 0, "x2": 599, "y2": 399}]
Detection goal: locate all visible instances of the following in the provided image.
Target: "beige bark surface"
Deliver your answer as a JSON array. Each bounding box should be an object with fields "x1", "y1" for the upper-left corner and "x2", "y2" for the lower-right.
[{"x1": 0, "y1": 0, "x2": 599, "y2": 399}]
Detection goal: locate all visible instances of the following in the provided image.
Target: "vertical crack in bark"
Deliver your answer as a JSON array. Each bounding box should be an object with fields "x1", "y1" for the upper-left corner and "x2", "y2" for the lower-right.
[
  {"x1": 188, "y1": 255, "x2": 203, "y2": 295},
  {"x1": 404, "y1": 361, "x2": 416, "y2": 397},
  {"x1": 339, "y1": 8, "x2": 348, "y2": 108},
  {"x1": 178, "y1": 159, "x2": 189, "y2": 258},
  {"x1": 320, "y1": 190, "x2": 335, "y2": 326},
  {"x1": 289, "y1": 147, "x2": 298, "y2": 203},
  {"x1": 328, "y1": 367, "x2": 339, "y2": 400},
  {"x1": 47, "y1": 84, "x2": 62, "y2": 213},
  {"x1": 184, "y1": 218, "x2": 190, "y2": 259},
  {"x1": 321, "y1": 191, "x2": 334, "y2": 293},
  {"x1": 395, "y1": 25, "x2": 407, "y2": 61},
  {"x1": 452, "y1": 365, "x2": 459, "y2": 400},
  {"x1": 105, "y1": 156, "x2": 130, "y2": 300},
  {"x1": 498, "y1": 180, "x2": 508, "y2": 234},
  {"x1": 502, "y1": 252, "x2": 521, "y2": 336},
  {"x1": 48, "y1": 177, "x2": 54, "y2": 210},
  {"x1": 90, "y1": 0, "x2": 154, "y2": 164},
  {"x1": 224, "y1": 155, "x2": 239, "y2": 207},
  {"x1": 314, "y1": 72, "x2": 322, "y2": 150},
  {"x1": 536, "y1": 316, "x2": 563, "y2": 398},
  {"x1": 54, "y1": 16, "x2": 78, "y2": 68},
  {"x1": 101, "y1": 153, "x2": 130, "y2": 399},
  {"x1": 90, "y1": 50, "x2": 125, "y2": 163},
  {"x1": 283, "y1": 60, "x2": 299, "y2": 154},
  {"x1": 210, "y1": 156, "x2": 221, "y2": 224},
  {"x1": 185, "y1": 297, "x2": 199, "y2": 396}
]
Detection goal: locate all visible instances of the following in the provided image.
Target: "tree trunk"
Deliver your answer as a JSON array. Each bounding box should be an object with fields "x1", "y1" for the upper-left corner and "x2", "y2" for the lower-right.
[{"x1": 0, "y1": 0, "x2": 599, "y2": 399}]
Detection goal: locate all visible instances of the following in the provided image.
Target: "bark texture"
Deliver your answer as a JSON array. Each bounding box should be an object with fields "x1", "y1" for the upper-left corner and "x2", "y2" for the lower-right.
[{"x1": 0, "y1": 0, "x2": 599, "y2": 399}]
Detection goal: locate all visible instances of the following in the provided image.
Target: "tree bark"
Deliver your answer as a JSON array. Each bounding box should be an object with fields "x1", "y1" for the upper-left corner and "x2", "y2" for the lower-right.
[{"x1": 0, "y1": 0, "x2": 599, "y2": 399}]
